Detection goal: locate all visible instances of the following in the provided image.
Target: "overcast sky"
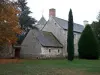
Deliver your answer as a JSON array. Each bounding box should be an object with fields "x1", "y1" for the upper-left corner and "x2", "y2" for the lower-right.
[{"x1": 27, "y1": 0, "x2": 100, "y2": 25}]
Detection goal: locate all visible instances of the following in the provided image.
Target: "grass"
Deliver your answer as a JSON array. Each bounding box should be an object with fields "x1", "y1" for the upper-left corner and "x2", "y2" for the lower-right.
[{"x1": 0, "y1": 59, "x2": 100, "y2": 75}]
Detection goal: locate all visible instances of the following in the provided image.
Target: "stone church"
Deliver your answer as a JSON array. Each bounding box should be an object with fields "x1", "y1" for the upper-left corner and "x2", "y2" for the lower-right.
[{"x1": 20, "y1": 8, "x2": 84, "y2": 58}]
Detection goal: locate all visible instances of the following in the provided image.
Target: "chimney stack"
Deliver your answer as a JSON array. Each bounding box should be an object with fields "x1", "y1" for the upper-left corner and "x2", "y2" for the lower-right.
[
  {"x1": 83, "y1": 20, "x2": 88, "y2": 26},
  {"x1": 49, "y1": 8, "x2": 56, "y2": 17}
]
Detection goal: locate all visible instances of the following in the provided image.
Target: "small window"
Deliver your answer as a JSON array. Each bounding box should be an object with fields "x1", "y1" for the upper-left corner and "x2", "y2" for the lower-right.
[
  {"x1": 58, "y1": 49, "x2": 60, "y2": 53},
  {"x1": 49, "y1": 49, "x2": 51, "y2": 52},
  {"x1": 74, "y1": 34, "x2": 76, "y2": 37},
  {"x1": 55, "y1": 23, "x2": 56, "y2": 25},
  {"x1": 74, "y1": 34, "x2": 77, "y2": 44}
]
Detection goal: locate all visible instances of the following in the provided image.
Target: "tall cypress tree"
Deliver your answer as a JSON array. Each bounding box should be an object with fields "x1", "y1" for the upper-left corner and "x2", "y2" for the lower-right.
[
  {"x1": 17, "y1": 0, "x2": 36, "y2": 31},
  {"x1": 67, "y1": 9, "x2": 74, "y2": 61}
]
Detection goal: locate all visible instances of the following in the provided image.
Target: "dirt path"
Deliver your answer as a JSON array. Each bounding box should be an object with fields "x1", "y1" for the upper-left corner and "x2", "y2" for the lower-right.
[{"x1": 0, "y1": 59, "x2": 23, "y2": 64}]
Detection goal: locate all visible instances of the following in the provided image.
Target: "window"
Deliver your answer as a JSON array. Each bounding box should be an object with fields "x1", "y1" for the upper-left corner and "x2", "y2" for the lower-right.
[
  {"x1": 49, "y1": 49, "x2": 51, "y2": 52},
  {"x1": 74, "y1": 33, "x2": 77, "y2": 44},
  {"x1": 74, "y1": 34, "x2": 76, "y2": 38},
  {"x1": 58, "y1": 49, "x2": 60, "y2": 53}
]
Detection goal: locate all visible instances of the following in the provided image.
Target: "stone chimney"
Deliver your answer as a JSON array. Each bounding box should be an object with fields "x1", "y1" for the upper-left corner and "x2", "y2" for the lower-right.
[
  {"x1": 49, "y1": 8, "x2": 56, "y2": 17},
  {"x1": 83, "y1": 20, "x2": 88, "y2": 26}
]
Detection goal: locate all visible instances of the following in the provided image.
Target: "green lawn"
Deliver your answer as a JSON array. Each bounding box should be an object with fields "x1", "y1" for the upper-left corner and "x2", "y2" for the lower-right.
[{"x1": 0, "y1": 59, "x2": 100, "y2": 75}]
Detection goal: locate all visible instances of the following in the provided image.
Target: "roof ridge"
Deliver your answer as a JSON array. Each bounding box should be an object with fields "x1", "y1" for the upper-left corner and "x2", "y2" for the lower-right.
[
  {"x1": 53, "y1": 16, "x2": 83, "y2": 26},
  {"x1": 38, "y1": 16, "x2": 46, "y2": 25},
  {"x1": 52, "y1": 17, "x2": 65, "y2": 29},
  {"x1": 54, "y1": 17, "x2": 68, "y2": 22},
  {"x1": 52, "y1": 16, "x2": 84, "y2": 32},
  {"x1": 40, "y1": 16, "x2": 46, "y2": 21}
]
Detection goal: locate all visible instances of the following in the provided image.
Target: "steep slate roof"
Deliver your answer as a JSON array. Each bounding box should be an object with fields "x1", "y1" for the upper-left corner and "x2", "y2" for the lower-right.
[
  {"x1": 38, "y1": 16, "x2": 47, "y2": 25},
  {"x1": 53, "y1": 17, "x2": 84, "y2": 33},
  {"x1": 36, "y1": 31, "x2": 63, "y2": 48}
]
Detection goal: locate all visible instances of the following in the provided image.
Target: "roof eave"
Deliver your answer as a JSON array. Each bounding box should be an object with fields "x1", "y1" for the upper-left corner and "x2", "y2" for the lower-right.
[
  {"x1": 42, "y1": 45, "x2": 63, "y2": 48},
  {"x1": 64, "y1": 29, "x2": 82, "y2": 33}
]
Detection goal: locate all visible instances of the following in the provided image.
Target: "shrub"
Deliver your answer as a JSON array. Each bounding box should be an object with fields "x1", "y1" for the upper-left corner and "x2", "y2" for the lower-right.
[{"x1": 78, "y1": 25, "x2": 99, "y2": 59}]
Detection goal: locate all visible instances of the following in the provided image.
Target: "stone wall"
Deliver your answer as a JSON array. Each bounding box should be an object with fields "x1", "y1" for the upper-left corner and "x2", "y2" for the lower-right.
[
  {"x1": 0, "y1": 44, "x2": 15, "y2": 58},
  {"x1": 41, "y1": 47, "x2": 63, "y2": 58},
  {"x1": 43, "y1": 18, "x2": 67, "y2": 56},
  {"x1": 43, "y1": 17, "x2": 81, "y2": 56},
  {"x1": 20, "y1": 30, "x2": 41, "y2": 58}
]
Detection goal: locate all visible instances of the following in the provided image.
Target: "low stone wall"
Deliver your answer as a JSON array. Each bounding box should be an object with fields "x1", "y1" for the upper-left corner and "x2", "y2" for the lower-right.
[{"x1": 20, "y1": 54, "x2": 64, "y2": 59}]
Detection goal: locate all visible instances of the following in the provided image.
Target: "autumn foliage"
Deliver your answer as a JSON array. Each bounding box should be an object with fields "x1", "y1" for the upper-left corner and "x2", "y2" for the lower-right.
[{"x1": 0, "y1": 0, "x2": 22, "y2": 45}]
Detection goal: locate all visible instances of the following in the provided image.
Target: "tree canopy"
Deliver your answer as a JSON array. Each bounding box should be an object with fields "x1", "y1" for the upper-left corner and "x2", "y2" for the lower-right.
[
  {"x1": 0, "y1": 0, "x2": 21, "y2": 45},
  {"x1": 78, "y1": 25, "x2": 99, "y2": 59},
  {"x1": 91, "y1": 21, "x2": 100, "y2": 55},
  {"x1": 17, "y1": 0, "x2": 36, "y2": 31}
]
